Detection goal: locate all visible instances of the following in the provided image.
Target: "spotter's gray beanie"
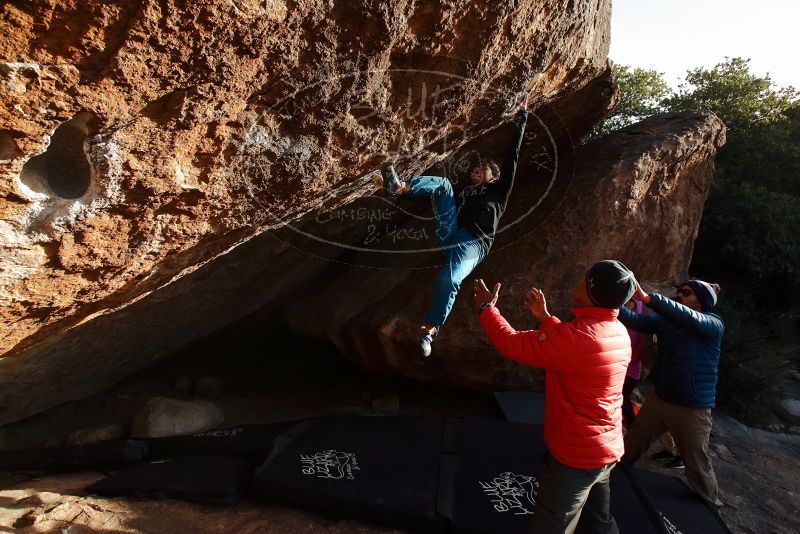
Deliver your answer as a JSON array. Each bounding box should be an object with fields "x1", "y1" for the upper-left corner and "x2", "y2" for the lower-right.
[{"x1": 586, "y1": 260, "x2": 637, "y2": 309}]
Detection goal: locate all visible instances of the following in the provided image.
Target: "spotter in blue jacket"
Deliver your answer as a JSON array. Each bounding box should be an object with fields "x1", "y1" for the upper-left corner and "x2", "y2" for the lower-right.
[{"x1": 618, "y1": 293, "x2": 723, "y2": 409}]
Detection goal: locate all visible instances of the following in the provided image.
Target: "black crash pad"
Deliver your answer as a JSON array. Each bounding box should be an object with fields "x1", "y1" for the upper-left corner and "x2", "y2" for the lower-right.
[
  {"x1": 252, "y1": 414, "x2": 731, "y2": 534},
  {"x1": 0, "y1": 439, "x2": 147, "y2": 472},
  {"x1": 442, "y1": 418, "x2": 659, "y2": 534},
  {"x1": 251, "y1": 415, "x2": 447, "y2": 533},
  {"x1": 252, "y1": 416, "x2": 546, "y2": 533},
  {"x1": 607, "y1": 464, "x2": 663, "y2": 534},
  {"x1": 494, "y1": 391, "x2": 546, "y2": 425},
  {"x1": 439, "y1": 417, "x2": 546, "y2": 534},
  {"x1": 147, "y1": 420, "x2": 302, "y2": 458},
  {"x1": 87, "y1": 454, "x2": 257, "y2": 505},
  {"x1": 494, "y1": 392, "x2": 730, "y2": 534},
  {"x1": 627, "y1": 466, "x2": 731, "y2": 534}
]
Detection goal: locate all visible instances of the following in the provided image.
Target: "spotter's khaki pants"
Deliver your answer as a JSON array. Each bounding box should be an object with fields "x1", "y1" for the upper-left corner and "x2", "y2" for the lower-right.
[{"x1": 623, "y1": 391, "x2": 721, "y2": 508}]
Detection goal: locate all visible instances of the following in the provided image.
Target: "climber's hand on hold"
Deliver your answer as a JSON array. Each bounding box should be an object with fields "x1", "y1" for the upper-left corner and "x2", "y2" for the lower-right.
[
  {"x1": 512, "y1": 91, "x2": 529, "y2": 113},
  {"x1": 371, "y1": 173, "x2": 383, "y2": 190}
]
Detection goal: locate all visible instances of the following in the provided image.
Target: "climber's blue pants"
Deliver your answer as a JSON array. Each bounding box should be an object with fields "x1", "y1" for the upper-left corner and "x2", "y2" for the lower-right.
[{"x1": 407, "y1": 176, "x2": 489, "y2": 327}]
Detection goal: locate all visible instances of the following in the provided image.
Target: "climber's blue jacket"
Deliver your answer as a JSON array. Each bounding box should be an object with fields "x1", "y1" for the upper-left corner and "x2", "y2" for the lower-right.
[{"x1": 618, "y1": 293, "x2": 723, "y2": 408}]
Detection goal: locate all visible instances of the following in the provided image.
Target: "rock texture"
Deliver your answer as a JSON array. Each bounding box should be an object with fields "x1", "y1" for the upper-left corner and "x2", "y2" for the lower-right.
[
  {"x1": 66, "y1": 424, "x2": 124, "y2": 446},
  {"x1": 0, "y1": 0, "x2": 614, "y2": 424},
  {"x1": 0, "y1": 0, "x2": 610, "y2": 353}
]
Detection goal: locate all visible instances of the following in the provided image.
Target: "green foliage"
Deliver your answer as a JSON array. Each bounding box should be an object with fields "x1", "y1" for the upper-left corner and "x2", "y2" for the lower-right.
[
  {"x1": 713, "y1": 299, "x2": 797, "y2": 425},
  {"x1": 591, "y1": 64, "x2": 670, "y2": 137},
  {"x1": 663, "y1": 57, "x2": 799, "y2": 131},
  {"x1": 715, "y1": 105, "x2": 800, "y2": 196},
  {"x1": 692, "y1": 177, "x2": 800, "y2": 297}
]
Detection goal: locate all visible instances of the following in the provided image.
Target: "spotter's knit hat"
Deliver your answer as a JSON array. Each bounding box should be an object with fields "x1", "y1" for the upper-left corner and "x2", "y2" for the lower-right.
[
  {"x1": 683, "y1": 279, "x2": 721, "y2": 311},
  {"x1": 586, "y1": 260, "x2": 637, "y2": 309}
]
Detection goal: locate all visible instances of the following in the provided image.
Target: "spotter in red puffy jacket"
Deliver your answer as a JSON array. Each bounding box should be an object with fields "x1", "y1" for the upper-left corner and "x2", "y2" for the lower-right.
[{"x1": 480, "y1": 305, "x2": 631, "y2": 469}]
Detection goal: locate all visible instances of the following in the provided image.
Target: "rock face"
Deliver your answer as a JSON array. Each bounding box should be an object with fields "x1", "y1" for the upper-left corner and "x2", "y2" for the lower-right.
[
  {"x1": 0, "y1": 0, "x2": 615, "y2": 424},
  {"x1": 1, "y1": 0, "x2": 610, "y2": 354},
  {"x1": 0, "y1": 109, "x2": 724, "y2": 427}
]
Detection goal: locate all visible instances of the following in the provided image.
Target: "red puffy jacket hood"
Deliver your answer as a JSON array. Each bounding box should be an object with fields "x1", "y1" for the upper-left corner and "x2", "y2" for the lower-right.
[{"x1": 480, "y1": 305, "x2": 631, "y2": 469}]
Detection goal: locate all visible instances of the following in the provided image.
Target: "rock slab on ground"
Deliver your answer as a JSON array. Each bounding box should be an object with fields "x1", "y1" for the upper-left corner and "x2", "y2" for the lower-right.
[
  {"x1": 776, "y1": 399, "x2": 800, "y2": 425},
  {"x1": 130, "y1": 397, "x2": 224, "y2": 438},
  {"x1": 66, "y1": 424, "x2": 124, "y2": 446}
]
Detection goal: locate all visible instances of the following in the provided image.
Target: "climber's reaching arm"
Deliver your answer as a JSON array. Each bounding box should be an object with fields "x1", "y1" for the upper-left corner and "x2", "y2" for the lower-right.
[{"x1": 496, "y1": 110, "x2": 528, "y2": 202}]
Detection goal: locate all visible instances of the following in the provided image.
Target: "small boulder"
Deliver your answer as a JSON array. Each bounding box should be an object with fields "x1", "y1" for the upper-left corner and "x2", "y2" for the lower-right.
[
  {"x1": 67, "y1": 424, "x2": 124, "y2": 446},
  {"x1": 193, "y1": 376, "x2": 224, "y2": 398},
  {"x1": 131, "y1": 397, "x2": 224, "y2": 438},
  {"x1": 776, "y1": 399, "x2": 800, "y2": 426}
]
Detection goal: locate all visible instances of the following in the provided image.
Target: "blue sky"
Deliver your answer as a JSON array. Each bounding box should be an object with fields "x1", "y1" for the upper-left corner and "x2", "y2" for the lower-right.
[{"x1": 610, "y1": 0, "x2": 799, "y2": 90}]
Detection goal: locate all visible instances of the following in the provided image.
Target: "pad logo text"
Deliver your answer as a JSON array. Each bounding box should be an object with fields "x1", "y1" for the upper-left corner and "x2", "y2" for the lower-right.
[
  {"x1": 479, "y1": 471, "x2": 538, "y2": 515},
  {"x1": 301, "y1": 449, "x2": 360, "y2": 480}
]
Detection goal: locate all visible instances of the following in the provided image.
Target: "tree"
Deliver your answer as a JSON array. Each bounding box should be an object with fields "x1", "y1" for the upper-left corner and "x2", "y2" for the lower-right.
[
  {"x1": 711, "y1": 104, "x2": 800, "y2": 196},
  {"x1": 591, "y1": 64, "x2": 670, "y2": 137},
  {"x1": 692, "y1": 177, "x2": 800, "y2": 300},
  {"x1": 663, "y1": 57, "x2": 798, "y2": 131}
]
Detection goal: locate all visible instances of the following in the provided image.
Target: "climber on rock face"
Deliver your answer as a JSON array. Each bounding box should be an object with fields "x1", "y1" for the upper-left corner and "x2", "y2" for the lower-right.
[{"x1": 371, "y1": 99, "x2": 529, "y2": 358}]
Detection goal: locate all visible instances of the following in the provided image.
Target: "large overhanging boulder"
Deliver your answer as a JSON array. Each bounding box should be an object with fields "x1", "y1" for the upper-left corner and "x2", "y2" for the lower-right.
[
  {"x1": 1, "y1": 0, "x2": 610, "y2": 355},
  {"x1": 0, "y1": 0, "x2": 625, "y2": 424}
]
